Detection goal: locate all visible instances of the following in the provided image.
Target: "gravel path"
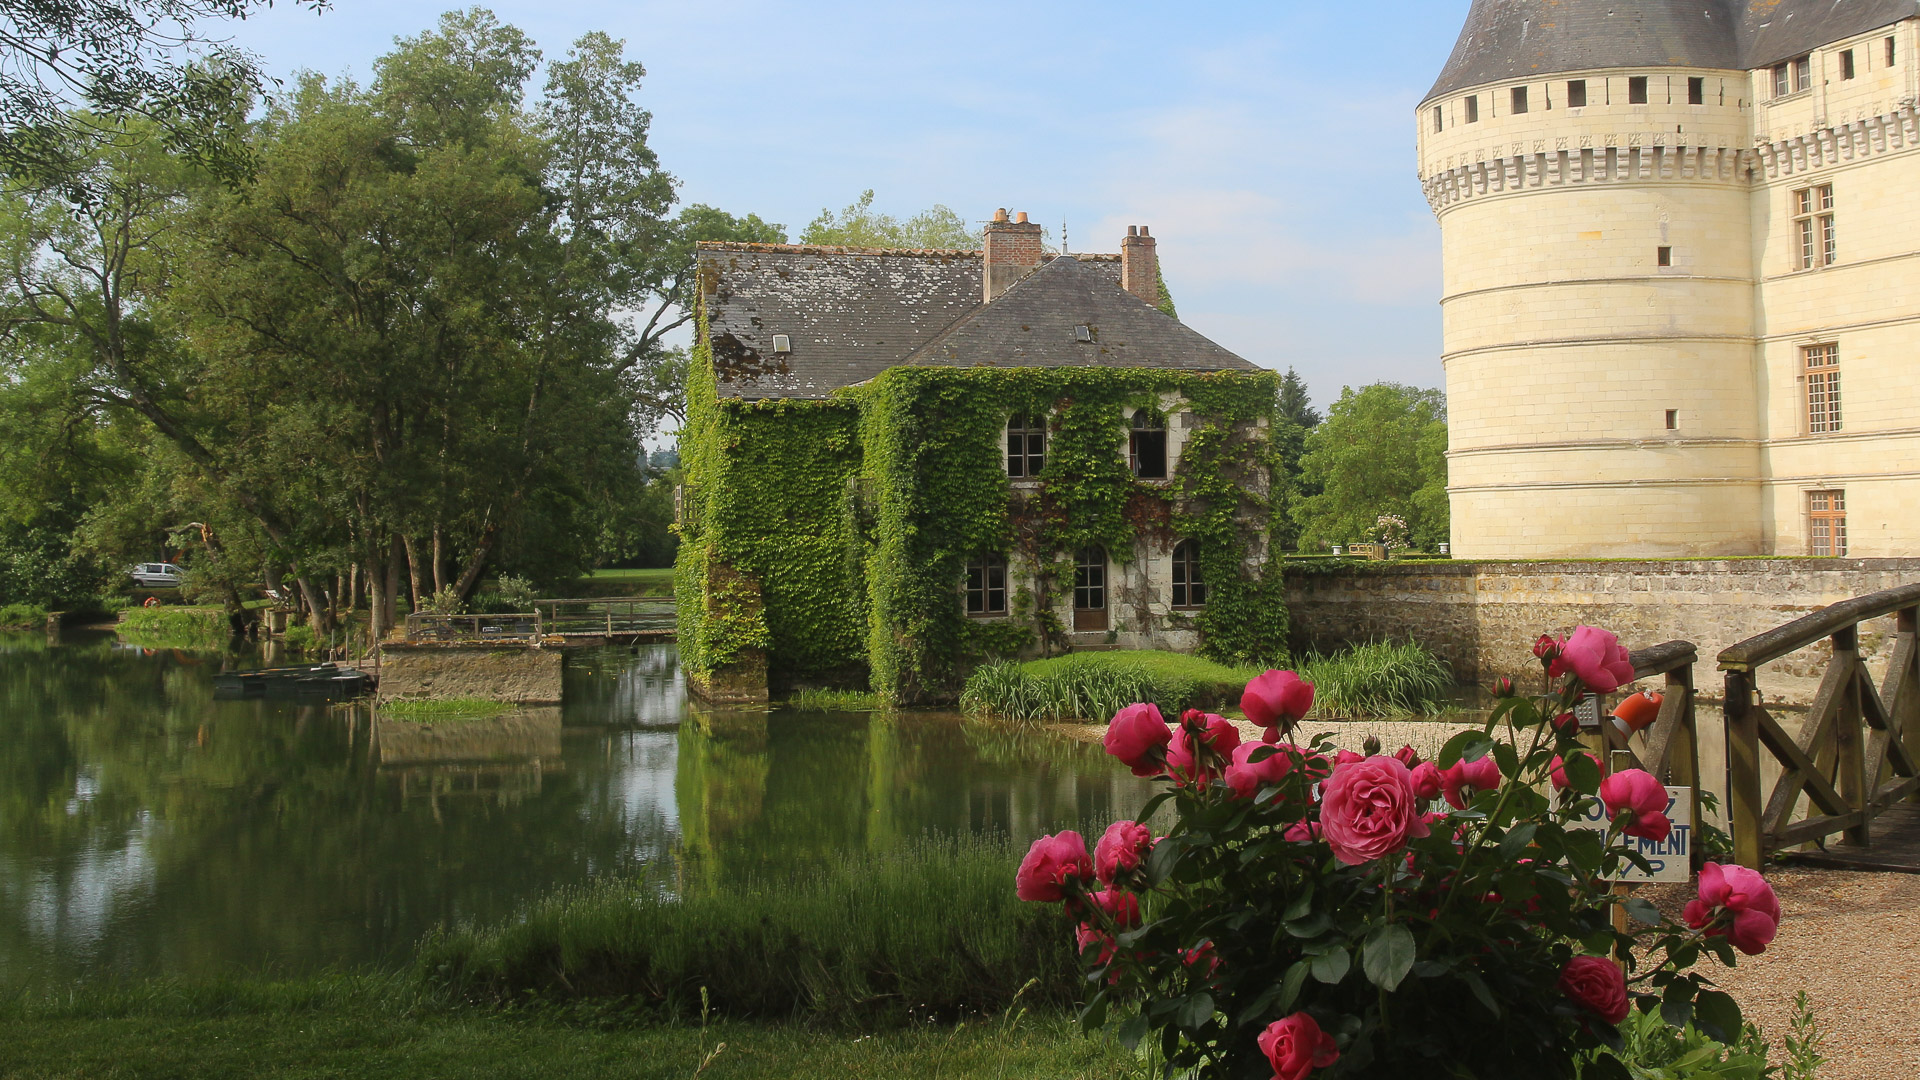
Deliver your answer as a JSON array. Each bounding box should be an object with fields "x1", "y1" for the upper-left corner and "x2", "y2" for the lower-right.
[
  {"x1": 1051, "y1": 720, "x2": 1918, "y2": 1077},
  {"x1": 1641, "y1": 867, "x2": 1920, "y2": 1080}
]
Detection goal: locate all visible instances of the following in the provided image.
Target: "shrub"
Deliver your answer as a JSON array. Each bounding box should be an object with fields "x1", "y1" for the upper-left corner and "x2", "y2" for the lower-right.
[
  {"x1": 116, "y1": 605, "x2": 231, "y2": 649},
  {"x1": 960, "y1": 650, "x2": 1257, "y2": 723},
  {"x1": 0, "y1": 601, "x2": 49, "y2": 628},
  {"x1": 469, "y1": 575, "x2": 537, "y2": 615},
  {"x1": 1577, "y1": 1005, "x2": 1775, "y2": 1078},
  {"x1": 417, "y1": 835, "x2": 1081, "y2": 1028},
  {"x1": 1297, "y1": 640, "x2": 1455, "y2": 718},
  {"x1": 1028, "y1": 626, "x2": 1780, "y2": 1079},
  {"x1": 281, "y1": 624, "x2": 317, "y2": 653}
]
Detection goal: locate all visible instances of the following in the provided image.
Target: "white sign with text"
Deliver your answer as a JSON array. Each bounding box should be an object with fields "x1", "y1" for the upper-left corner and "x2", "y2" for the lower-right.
[{"x1": 1569, "y1": 786, "x2": 1693, "y2": 883}]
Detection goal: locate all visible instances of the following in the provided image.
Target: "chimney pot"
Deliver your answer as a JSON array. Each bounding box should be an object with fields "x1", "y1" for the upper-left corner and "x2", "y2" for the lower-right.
[
  {"x1": 1015, "y1": 211, "x2": 1029, "y2": 223},
  {"x1": 994, "y1": 208, "x2": 1008, "y2": 222},
  {"x1": 982, "y1": 207, "x2": 1045, "y2": 301},
  {"x1": 1128, "y1": 225, "x2": 1138, "y2": 237},
  {"x1": 1140, "y1": 226, "x2": 1149, "y2": 237}
]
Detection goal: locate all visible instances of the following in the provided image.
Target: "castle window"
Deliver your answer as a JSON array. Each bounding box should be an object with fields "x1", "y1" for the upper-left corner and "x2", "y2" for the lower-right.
[
  {"x1": 1129, "y1": 409, "x2": 1168, "y2": 479},
  {"x1": 1464, "y1": 95, "x2": 1479, "y2": 123},
  {"x1": 1171, "y1": 540, "x2": 1206, "y2": 609},
  {"x1": 1888, "y1": 37, "x2": 1897, "y2": 67},
  {"x1": 1665, "y1": 409, "x2": 1679, "y2": 431},
  {"x1": 1793, "y1": 184, "x2": 1836, "y2": 269},
  {"x1": 1841, "y1": 50, "x2": 1856, "y2": 80},
  {"x1": 1808, "y1": 490, "x2": 1848, "y2": 557},
  {"x1": 1431, "y1": 105, "x2": 1442, "y2": 133},
  {"x1": 1007, "y1": 413, "x2": 1046, "y2": 477},
  {"x1": 1073, "y1": 546, "x2": 1108, "y2": 632},
  {"x1": 1657, "y1": 246, "x2": 1672, "y2": 267},
  {"x1": 1688, "y1": 77, "x2": 1705, "y2": 104},
  {"x1": 1567, "y1": 79, "x2": 1587, "y2": 108},
  {"x1": 1628, "y1": 76, "x2": 1649, "y2": 104},
  {"x1": 1803, "y1": 344, "x2": 1842, "y2": 434},
  {"x1": 965, "y1": 556, "x2": 1008, "y2": 615},
  {"x1": 1510, "y1": 86, "x2": 1528, "y2": 114}
]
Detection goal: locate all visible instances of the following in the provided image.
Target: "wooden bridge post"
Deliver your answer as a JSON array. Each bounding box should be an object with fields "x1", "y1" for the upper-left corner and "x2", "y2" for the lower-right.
[
  {"x1": 1724, "y1": 668, "x2": 1765, "y2": 870},
  {"x1": 1833, "y1": 625, "x2": 1871, "y2": 848},
  {"x1": 1898, "y1": 607, "x2": 1920, "y2": 807}
]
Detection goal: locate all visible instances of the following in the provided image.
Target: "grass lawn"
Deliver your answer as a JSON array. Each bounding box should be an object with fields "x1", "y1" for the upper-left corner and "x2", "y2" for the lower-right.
[
  {"x1": 574, "y1": 568, "x2": 674, "y2": 597},
  {"x1": 0, "y1": 1003, "x2": 1134, "y2": 1079},
  {"x1": 960, "y1": 649, "x2": 1257, "y2": 722}
]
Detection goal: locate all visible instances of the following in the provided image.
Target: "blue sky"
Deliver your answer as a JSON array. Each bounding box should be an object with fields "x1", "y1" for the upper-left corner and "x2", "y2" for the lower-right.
[{"x1": 224, "y1": 1, "x2": 1473, "y2": 412}]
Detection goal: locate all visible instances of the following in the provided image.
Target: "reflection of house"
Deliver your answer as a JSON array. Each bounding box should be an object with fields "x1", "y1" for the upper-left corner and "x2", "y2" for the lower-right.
[
  {"x1": 1421, "y1": 1, "x2": 1920, "y2": 558},
  {"x1": 676, "y1": 212, "x2": 1286, "y2": 703}
]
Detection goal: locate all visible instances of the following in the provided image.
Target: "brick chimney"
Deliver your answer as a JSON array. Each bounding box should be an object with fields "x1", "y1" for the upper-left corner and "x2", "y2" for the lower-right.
[
  {"x1": 1121, "y1": 225, "x2": 1159, "y2": 307},
  {"x1": 983, "y1": 208, "x2": 1043, "y2": 301}
]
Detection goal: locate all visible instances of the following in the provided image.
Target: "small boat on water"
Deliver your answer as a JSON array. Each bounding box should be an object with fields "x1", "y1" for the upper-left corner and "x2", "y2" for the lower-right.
[{"x1": 213, "y1": 662, "x2": 373, "y2": 701}]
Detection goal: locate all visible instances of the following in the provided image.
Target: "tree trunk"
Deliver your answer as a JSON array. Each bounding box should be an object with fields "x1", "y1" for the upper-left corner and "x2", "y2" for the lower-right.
[
  {"x1": 432, "y1": 524, "x2": 446, "y2": 593},
  {"x1": 451, "y1": 515, "x2": 497, "y2": 601},
  {"x1": 347, "y1": 564, "x2": 359, "y2": 613},
  {"x1": 403, "y1": 535, "x2": 424, "y2": 611},
  {"x1": 383, "y1": 534, "x2": 404, "y2": 638}
]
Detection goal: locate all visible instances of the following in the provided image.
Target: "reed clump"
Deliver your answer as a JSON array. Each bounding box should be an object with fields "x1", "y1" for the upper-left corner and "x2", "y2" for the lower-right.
[
  {"x1": 1298, "y1": 639, "x2": 1454, "y2": 718},
  {"x1": 959, "y1": 650, "x2": 1254, "y2": 723},
  {"x1": 115, "y1": 605, "x2": 231, "y2": 649},
  {"x1": 415, "y1": 835, "x2": 1080, "y2": 1028}
]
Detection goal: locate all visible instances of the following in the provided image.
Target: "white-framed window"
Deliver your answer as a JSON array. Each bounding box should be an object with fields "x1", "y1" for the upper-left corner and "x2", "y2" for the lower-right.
[
  {"x1": 965, "y1": 555, "x2": 1008, "y2": 615},
  {"x1": 1006, "y1": 413, "x2": 1045, "y2": 477},
  {"x1": 1773, "y1": 56, "x2": 1812, "y2": 97},
  {"x1": 1171, "y1": 540, "x2": 1206, "y2": 609},
  {"x1": 1808, "y1": 490, "x2": 1847, "y2": 557},
  {"x1": 1803, "y1": 344, "x2": 1842, "y2": 434},
  {"x1": 1793, "y1": 184, "x2": 1836, "y2": 270}
]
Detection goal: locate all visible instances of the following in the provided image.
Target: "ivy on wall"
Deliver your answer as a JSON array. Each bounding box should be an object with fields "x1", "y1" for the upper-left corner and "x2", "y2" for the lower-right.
[{"x1": 678, "y1": 309, "x2": 1289, "y2": 701}]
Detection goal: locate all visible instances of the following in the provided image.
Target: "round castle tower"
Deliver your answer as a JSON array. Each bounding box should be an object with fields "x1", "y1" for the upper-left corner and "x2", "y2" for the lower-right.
[{"x1": 1419, "y1": 0, "x2": 1763, "y2": 558}]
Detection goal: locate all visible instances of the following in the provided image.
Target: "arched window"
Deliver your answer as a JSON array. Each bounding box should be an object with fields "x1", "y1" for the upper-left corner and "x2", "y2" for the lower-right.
[
  {"x1": 1129, "y1": 409, "x2": 1167, "y2": 479},
  {"x1": 1172, "y1": 540, "x2": 1206, "y2": 608},
  {"x1": 1073, "y1": 546, "x2": 1108, "y2": 631},
  {"x1": 1007, "y1": 413, "x2": 1045, "y2": 477},
  {"x1": 966, "y1": 555, "x2": 1008, "y2": 615}
]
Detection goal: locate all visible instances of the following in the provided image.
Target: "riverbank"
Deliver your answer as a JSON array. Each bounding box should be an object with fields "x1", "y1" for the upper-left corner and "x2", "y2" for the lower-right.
[{"x1": 0, "y1": 981, "x2": 1131, "y2": 1079}]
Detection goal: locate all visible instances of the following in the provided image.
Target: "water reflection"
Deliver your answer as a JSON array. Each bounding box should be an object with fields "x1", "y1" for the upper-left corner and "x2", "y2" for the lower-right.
[{"x1": 0, "y1": 633, "x2": 1151, "y2": 985}]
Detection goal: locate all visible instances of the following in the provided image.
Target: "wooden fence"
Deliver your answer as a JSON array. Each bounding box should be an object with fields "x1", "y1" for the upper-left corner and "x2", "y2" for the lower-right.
[
  {"x1": 1719, "y1": 582, "x2": 1920, "y2": 868},
  {"x1": 404, "y1": 597, "x2": 675, "y2": 643}
]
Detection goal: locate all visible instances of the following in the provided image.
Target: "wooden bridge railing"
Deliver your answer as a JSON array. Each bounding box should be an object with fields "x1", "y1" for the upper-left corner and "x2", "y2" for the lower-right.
[
  {"x1": 403, "y1": 597, "x2": 675, "y2": 643},
  {"x1": 1589, "y1": 641, "x2": 1704, "y2": 870},
  {"x1": 1719, "y1": 583, "x2": 1920, "y2": 869},
  {"x1": 404, "y1": 613, "x2": 542, "y2": 642}
]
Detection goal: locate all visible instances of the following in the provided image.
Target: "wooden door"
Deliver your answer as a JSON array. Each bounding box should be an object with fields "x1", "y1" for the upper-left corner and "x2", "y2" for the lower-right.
[{"x1": 1073, "y1": 546, "x2": 1108, "y2": 632}]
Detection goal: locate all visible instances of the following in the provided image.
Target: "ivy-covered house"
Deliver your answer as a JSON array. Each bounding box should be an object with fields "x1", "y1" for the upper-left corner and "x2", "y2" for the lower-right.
[{"x1": 675, "y1": 210, "x2": 1287, "y2": 704}]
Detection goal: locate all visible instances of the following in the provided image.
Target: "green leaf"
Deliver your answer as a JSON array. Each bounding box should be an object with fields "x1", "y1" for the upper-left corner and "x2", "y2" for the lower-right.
[
  {"x1": 1437, "y1": 730, "x2": 1485, "y2": 770},
  {"x1": 1310, "y1": 947, "x2": 1350, "y2": 985},
  {"x1": 1584, "y1": 1054, "x2": 1632, "y2": 1080},
  {"x1": 1284, "y1": 911, "x2": 1333, "y2": 938},
  {"x1": 1144, "y1": 834, "x2": 1183, "y2": 886},
  {"x1": 1491, "y1": 740, "x2": 1520, "y2": 781},
  {"x1": 1117, "y1": 1013, "x2": 1149, "y2": 1051},
  {"x1": 1174, "y1": 992, "x2": 1214, "y2": 1031},
  {"x1": 1282, "y1": 883, "x2": 1315, "y2": 922},
  {"x1": 1361, "y1": 924, "x2": 1416, "y2": 991},
  {"x1": 1564, "y1": 751, "x2": 1602, "y2": 794},
  {"x1": 1497, "y1": 822, "x2": 1539, "y2": 862},
  {"x1": 1278, "y1": 959, "x2": 1311, "y2": 1012},
  {"x1": 1460, "y1": 969, "x2": 1500, "y2": 1018},
  {"x1": 1235, "y1": 980, "x2": 1285, "y2": 1028},
  {"x1": 1694, "y1": 989, "x2": 1743, "y2": 1043},
  {"x1": 1134, "y1": 791, "x2": 1173, "y2": 824},
  {"x1": 1625, "y1": 896, "x2": 1663, "y2": 926},
  {"x1": 1077, "y1": 989, "x2": 1109, "y2": 1031}
]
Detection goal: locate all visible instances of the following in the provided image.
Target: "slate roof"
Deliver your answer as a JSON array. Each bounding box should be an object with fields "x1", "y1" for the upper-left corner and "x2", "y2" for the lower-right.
[
  {"x1": 902, "y1": 255, "x2": 1259, "y2": 375},
  {"x1": 1425, "y1": 0, "x2": 1920, "y2": 103},
  {"x1": 695, "y1": 242, "x2": 1248, "y2": 400}
]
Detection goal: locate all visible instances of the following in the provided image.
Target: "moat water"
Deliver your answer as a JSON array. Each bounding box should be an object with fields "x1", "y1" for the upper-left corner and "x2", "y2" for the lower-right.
[{"x1": 0, "y1": 631, "x2": 1153, "y2": 986}]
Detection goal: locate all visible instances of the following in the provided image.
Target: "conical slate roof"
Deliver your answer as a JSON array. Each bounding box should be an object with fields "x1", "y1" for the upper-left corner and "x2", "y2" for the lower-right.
[
  {"x1": 1424, "y1": 0, "x2": 1920, "y2": 104},
  {"x1": 901, "y1": 255, "x2": 1259, "y2": 374}
]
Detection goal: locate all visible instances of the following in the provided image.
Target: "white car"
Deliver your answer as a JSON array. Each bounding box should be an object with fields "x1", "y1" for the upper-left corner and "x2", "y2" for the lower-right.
[{"x1": 129, "y1": 563, "x2": 183, "y2": 588}]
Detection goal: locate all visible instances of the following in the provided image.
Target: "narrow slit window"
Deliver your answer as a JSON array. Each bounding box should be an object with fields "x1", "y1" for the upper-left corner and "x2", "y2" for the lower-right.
[
  {"x1": 1171, "y1": 540, "x2": 1206, "y2": 609},
  {"x1": 1841, "y1": 50, "x2": 1856, "y2": 80},
  {"x1": 1128, "y1": 409, "x2": 1168, "y2": 480},
  {"x1": 1511, "y1": 86, "x2": 1529, "y2": 114},
  {"x1": 1688, "y1": 77, "x2": 1705, "y2": 104},
  {"x1": 1432, "y1": 105, "x2": 1443, "y2": 133},
  {"x1": 1665, "y1": 409, "x2": 1678, "y2": 430},
  {"x1": 1657, "y1": 246, "x2": 1672, "y2": 266},
  {"x1": 965, "y1": 556, "x2": 1008, "y2": 615},
  {"x1": 1567, "y1": 79, "x2": 1587, "y2": 108},
  {"x1": 1808, "y1": 490, "x2": 1847, "y2": 557},
  {"x1": 1628, "y1": 76, "x2": 1649, "y2": 104},
  {"x1": 1888, "y1": 37, "x2": 1897, "y2": 67},
  {"x1": 1465, "y1": 95, "x2": 1479, "y2": 123},
  {"x1": 1006, "y1": 413, "x2": 1046, "y2": 477}
]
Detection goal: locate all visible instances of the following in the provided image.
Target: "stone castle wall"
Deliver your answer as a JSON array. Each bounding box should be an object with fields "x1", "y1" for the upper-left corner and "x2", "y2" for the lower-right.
[{"x1": 1287, "y1": 558, "x2": 1920, "y2": 703}]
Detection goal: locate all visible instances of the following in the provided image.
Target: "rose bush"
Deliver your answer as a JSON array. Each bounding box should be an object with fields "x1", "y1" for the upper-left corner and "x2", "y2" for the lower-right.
[{"x1": 1016, "y1": 630, "x2": 1779, "y2": 1079}]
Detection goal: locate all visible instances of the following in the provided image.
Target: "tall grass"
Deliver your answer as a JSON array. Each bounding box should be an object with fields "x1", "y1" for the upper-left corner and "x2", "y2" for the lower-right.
[
  {"x1": 415, "y1": 835, "x2": 1081, "y2": 1027},
  {"x1": 0, "y1": 602, "x2": 49, "y2": 629},
  {"x1": 786, "y1": 688, "x2": 882, "y2": 712},
  {"x1": 1298, "y1": 640, "x2": 1454, "y2": 718},
  {"x1": 116, "y1": 605, "x2": 231, "y2": 649},
  {"x1": 959, "y1": 650, "x2": 1255, "y2": 722}
]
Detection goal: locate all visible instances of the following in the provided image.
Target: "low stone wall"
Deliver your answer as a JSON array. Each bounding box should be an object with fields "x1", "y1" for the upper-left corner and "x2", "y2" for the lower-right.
[
  {"x1": 1287, "y1": 558, "x2": 1920, "y2": 704},
  {"x1": 376, "y1": 643, "x2": 564, "y2": 704},
  {"x1": 375, "y1": 709, "x2": 563, "y2": 764}
]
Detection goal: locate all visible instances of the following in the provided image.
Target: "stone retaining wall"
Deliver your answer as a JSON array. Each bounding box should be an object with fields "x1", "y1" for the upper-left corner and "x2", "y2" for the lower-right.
[
  {"x1": 376, "y1": 643, "x2": 564, "y2": 704},
  {"x1": 1287, "y1": 558, "x2": 1920, "y2": 704}
]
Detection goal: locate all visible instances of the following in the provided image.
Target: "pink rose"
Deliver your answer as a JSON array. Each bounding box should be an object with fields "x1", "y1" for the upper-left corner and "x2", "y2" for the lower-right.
[
  {"x1": 1549, "y1": 751, "x2": 1600, "y2": 792},
  {"x1": 1558, "y1": 956, "x2": 1629, "y2": 1025},
  {"x1": 1283, "y1": 819, "x2": 1322, "y2": 843},
  {"x1": 1599, "y1": 768, "x2": 1671, "y2": 842},
  {"x1": 1075, "y1": 924, "x2": 1116, "y2": 966},
  {"x1": 1166, "y1": 710, "x2": 1242, "y2": 788},
  {"x1": 1534, "y1": 633, "x2": 1565, "y2": 662},
  {"x1": 1015, "y1": 831, "x2": 1093, "y2": 902},
  {"x1": 1393, "y1": 744, "x2": 1420, "y2": 768},
  {"x1": 1550, "y1": 625, "x2": 1635, "y2": 694},
  {"x1": 1409, "y1": 760, "x2": 1443, "y2": 801},
  {"x1": 1086, "y1": 887, "x2": 1141, "y2": 929},
  {"x1": 1242, "y1": 669, "x2": 1314, "y2": 737},
  {"x1": 1094, "y1": 820, "x2": 1155, "y2": 884},
  {"x1": 1103, "y1": 702, "x2": 1172, "y2": 777},
  {"x1": 1490, "y1": 675, "x2": 1516, "y2": 698},
  {"x1": 1257, "y1": 1012, "x2": 1340, "y2": 1080},
  {"x1": 1441, "y1": 755, "x2": 1501, "y2": 810},
  {"x1": 1319, "y1": 757, "x2": 1430, "y2": 866},
  {"x1": 1226, "y1": 741, "x2": 1294, "y2": 800},
  {"x1": 1333, "y1": 749, "x2": 1364, "y2": 767},
  {"x1": 1683, "y1": 862, "x2": 1781, "y2": 955}
]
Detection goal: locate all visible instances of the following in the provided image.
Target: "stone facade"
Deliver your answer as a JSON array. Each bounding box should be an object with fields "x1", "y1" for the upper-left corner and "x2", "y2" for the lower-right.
[
  {"x1": 1287, "y1": 557, "x2": 1920, "y2": 704},
  {"x1": 1419, "y1": 3, "x2": 1920, "y2": 559}
]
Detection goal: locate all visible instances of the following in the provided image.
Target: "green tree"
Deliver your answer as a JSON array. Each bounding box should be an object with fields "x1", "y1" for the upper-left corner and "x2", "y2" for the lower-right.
[
  {"x1": 799, "y1": 189, "x2": 975, "y2": 249},
  {"x1": 1291, "y1": 382, "x2": 1449, "y2": 552},
  {"x1": 1269, "y1": 368, "x2": 1320, "y2": 553}
]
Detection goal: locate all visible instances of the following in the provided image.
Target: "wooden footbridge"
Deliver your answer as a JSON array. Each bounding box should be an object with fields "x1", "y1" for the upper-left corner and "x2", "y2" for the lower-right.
[
  {"x1": 404, "y1": 597, "x2": 675, "y2": 646},
  {"x1": 1603, "y1": 583, "x2": 1920, "y2": 872}
]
